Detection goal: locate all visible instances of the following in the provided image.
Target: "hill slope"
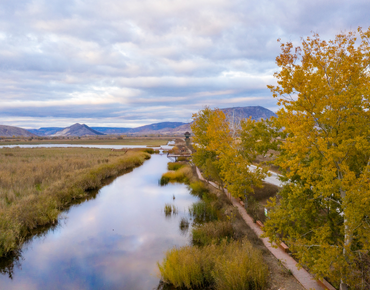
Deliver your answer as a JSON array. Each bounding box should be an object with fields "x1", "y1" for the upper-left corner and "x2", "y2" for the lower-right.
[
  {"x1": 128, "y1": 122, "x2": 186, "y2": 133},
  {"x1": 28, "y1": 127, "x2": 64, "y2": 136},
  {"x1": 0, "y1": 125, "x2": 37, "y2": 137},
  {"x1": 221, "y1": 106, "x2": 276, "y2": 121},
  {"x1": 52, "y1": 123, "x2": 105, "y2": 137}
]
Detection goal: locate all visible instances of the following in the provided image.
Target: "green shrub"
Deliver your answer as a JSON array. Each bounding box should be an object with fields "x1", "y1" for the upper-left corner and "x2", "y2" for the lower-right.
[
  {"x1": 188, "y1": 181, "x2": 209, "y2": 198},
  {"x1": 192, "y1": 221, "x2": 233, "y2": 246}
]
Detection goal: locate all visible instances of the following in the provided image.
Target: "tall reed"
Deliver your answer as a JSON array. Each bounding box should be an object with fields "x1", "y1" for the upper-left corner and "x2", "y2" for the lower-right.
[
  {"x1": 192, "y1": 220, "x2": 233, "y2": 246},
  {"x1": 158, "y1": 239, "x2": 268, "y2": 290}
]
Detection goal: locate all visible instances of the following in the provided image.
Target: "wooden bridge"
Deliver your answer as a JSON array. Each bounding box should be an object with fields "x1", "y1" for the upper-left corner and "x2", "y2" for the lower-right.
[{"x1": 167, "y1": 153, "x2": 192, "y2": 161}]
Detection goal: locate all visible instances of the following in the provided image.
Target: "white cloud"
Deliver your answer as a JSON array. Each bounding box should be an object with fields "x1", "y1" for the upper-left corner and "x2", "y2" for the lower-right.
[{"x1": 0, "y1": 0, "x2": 369, "y2": 127}]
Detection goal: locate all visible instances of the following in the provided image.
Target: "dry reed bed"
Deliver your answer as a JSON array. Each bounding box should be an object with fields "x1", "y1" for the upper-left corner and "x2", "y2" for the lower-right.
[{"x1": 0, "y1": 147, "x2": 150, "y2": 257}]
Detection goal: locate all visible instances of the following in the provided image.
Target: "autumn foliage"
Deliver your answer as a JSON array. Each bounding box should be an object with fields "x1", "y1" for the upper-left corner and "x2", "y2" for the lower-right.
[{"x1": 264, "y1": 27, "x2": 370, "y2": 290}]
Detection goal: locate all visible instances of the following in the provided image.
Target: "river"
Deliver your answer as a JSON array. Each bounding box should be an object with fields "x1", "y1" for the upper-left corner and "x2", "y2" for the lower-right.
[
  {"x1": 0, "y1": 144, "x2": 174, "y2": 150},
  {"x1": 0, "y1": 155, "x2": 198, "y2": 290}
]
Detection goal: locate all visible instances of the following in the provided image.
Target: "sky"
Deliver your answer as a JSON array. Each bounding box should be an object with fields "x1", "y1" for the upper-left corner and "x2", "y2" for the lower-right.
[{"x1": 0, "y1": 0, "x2": 370, "y2": 129}]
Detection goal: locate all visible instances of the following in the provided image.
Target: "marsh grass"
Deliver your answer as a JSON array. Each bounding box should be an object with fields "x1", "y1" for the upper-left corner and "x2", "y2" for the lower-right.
[
  {"x1": 179, "y1": 217, "x2": 190, "y2": 231},
  {"x1": 164, "y1": 204, "x2": 178, "y2": 216},
  {"x1": 192, "y1": 220, "x2": 233, "y2": 246},
  {"x1": 158, "y1": 239, "x2": 268, "y2": 290},
  {"x1": 164, "y1": 204, "x2": 172, "y2": 215},
  {"x1": 159, "y1": 166, "x2": 192, "y2": 186},
  {"x1": 167, "y1": 162, "x2": 185, "y2": 171},
  {"x1": 0, "y1": 137, "x2": 172, "y2": 146},
  {"x1": 0, "y1": 147, "x2": 150, "y2": 257},
  {"x1": 189, "y1": 201, "x2": 218, "y2": 224}
]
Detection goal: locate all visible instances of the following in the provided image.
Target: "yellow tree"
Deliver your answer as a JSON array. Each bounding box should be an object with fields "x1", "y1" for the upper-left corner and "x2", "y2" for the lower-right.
[
  {"x1": 191, "y1": 107, "x2": 224, "y2": 185},
  {"x1": 192, "y1": 108, "x2": 271, "y2": 199},
  {"x1": 264, "y1": 28, "x2": 370, "y2": 289}
]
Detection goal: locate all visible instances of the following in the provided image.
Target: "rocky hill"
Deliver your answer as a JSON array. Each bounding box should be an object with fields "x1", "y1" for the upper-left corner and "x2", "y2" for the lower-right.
[
  {"x1": 128, "y1": 122, "x2": 186, "y2": 133},
  {"x1": 52, "y1": 123, "x2": 105, "y2": 137},
  {"x1": 221, "y1": 106, "x2": 276, "y2": 121},
  {"x1": 0, "y1": 125, "x2": 37, "y2": 137},
  {"x1": 28, "y1": 127, "x2": 64, "y2": 136}
]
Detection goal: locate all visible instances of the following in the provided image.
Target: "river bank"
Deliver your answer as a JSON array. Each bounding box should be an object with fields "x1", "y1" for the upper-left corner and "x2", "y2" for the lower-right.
[
  {"x1": 0, "y1": 154, "x2": 199, "y2": 289},
  {"x1": 0, "y1": 147, "x2": 151, "y2": 257}
]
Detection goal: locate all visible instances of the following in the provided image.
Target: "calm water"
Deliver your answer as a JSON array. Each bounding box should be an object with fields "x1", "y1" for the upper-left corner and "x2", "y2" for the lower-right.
[
  {"x1": 0, "y1": 144, "x2": 174, "y2": 150},
  {"x1": 0, "y1": 155, "x2": 198, "y2": 290}
]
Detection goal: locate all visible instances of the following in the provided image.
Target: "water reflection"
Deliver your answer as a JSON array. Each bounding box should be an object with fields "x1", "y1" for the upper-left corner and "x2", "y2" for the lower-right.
[{"x1": 0, "y1": 155, "x2": 198, "y2": 290}]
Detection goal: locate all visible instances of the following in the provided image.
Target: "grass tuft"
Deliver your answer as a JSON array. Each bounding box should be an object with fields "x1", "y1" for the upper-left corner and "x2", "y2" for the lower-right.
[
  {"x1": 192, "y1": 220, "x2": 233, "y2": 246},
  {"x1": 158, "y1": 239, "x2": 268, "y2": 290},
  {"x1": 159, "y1": 166, "x2": 192, "y2": 185},
  {"x1": 167, "y1": 162, "x2": 185, "y2": 171},
  {"x1": 189, "y1": 201, "x2": 218, "y2": 224},
  {"x1": 164, "y1": 204, "x2": 178, "y2": 216}
]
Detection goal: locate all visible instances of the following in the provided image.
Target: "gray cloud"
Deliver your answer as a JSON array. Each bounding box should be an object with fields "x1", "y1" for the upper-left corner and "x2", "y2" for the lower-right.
[{"x1": 0, "y1": 0, "x2": 369, "y2": 128}]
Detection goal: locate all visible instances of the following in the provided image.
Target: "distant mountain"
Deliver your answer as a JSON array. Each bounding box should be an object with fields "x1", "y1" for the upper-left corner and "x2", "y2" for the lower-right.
[
  {"x1": 90, "y1": 122, "x2": 185, "y2": 134},
  {"x1": 0, "y1": 125, "x2": 37, "y2": 137},
  {"x1": 28, "y1": 127, "x2": 63, "y2": 136},
  {"x1": 25, "y1": 106, "x2": 276, "y2": 137},
  {"x1": 52, "y1": 123, "x2": 105, "y2": 137},
  {"x1": 91, "y1": 127, "x2": 131, "y2": 134},
  {"x1": 128, "y1": 122, "x2": 186, "y2": 133},
  {"x1": 221, "y1": 106, "x2": 276, "y2": 121},
  {"x1": 154, "y1": 106, "x2": 276, "y2": 134}
]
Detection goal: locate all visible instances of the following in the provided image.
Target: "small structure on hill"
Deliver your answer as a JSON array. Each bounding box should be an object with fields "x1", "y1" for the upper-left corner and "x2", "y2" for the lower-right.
[{"x1": 184, "y1": 132, "x2": 191, "y2": 139}]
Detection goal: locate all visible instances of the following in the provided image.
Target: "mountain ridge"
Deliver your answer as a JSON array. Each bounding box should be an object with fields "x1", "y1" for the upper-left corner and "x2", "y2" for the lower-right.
[
  {"x1": 7, "y1": 106, "x2": 276, "y2": 137},
  {"x1": 52, "y1": 123, "x2": 105, "y2": 137},
  {"x1": 0, "y1": 125, "x2": 37, "y2": 137}
]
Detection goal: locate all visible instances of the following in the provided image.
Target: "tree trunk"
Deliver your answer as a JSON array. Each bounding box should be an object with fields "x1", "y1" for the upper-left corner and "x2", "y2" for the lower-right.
[{"x1": 340, "y1": 280, "x2": 349, "y2": 290}]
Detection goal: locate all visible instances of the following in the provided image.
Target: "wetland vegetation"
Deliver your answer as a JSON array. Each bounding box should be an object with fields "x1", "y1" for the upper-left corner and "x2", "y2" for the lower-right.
[
  {"x1": 0, "y1": 136, "x2": 173, "y2": 146},
  {"x1": 157, "y1": 162, "x2": 270, "y2": 290},
  {"x1": 0, "y1": 147, "x2": 150, "y2": 257}
]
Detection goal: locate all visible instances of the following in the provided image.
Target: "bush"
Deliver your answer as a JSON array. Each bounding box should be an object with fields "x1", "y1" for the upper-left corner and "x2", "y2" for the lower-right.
[
  {"x1": 188, "y1": 181, "x2": 209, "y2": 198},
  {"x1": 158, "y1": 239, "x2": 268, "y2": 290},
  {"x1": 192, "y1": 221, "x2": 233, "y2": 246}
]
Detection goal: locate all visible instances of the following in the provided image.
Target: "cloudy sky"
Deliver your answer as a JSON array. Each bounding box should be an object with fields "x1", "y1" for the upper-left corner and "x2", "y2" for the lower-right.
[{"x1": 1, "y1": 0, "x2": 369, "y2": 129}]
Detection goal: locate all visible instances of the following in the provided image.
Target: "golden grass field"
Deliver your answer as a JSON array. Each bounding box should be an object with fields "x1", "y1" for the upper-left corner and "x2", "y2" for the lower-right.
[
  {"x1": 0, "y1": 137, "x2": 173, "y2": 146},
  {"x1": 0, "y1": 147, "x2": 151, "y2": 256}
]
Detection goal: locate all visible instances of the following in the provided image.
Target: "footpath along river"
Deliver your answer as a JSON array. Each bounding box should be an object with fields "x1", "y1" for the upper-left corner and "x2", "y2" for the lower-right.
[{"x1": 0, "y1": 154, "x2": 199, "y2": 290}]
